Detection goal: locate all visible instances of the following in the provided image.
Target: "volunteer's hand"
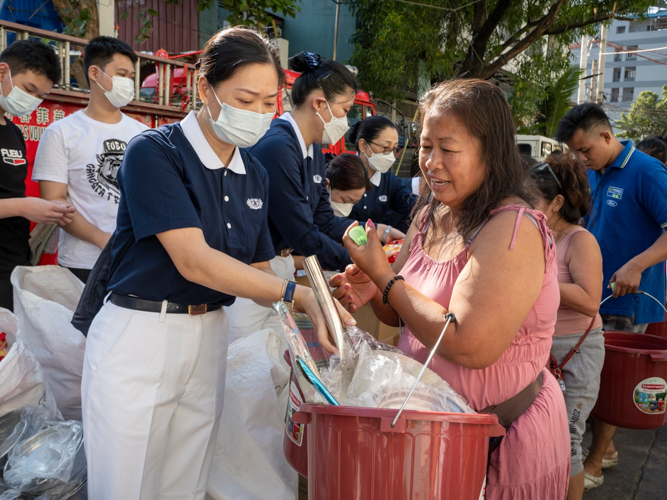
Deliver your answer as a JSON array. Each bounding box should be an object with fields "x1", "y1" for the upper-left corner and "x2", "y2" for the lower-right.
[
  {"x1": 329, "y1": 265, "x2": 377, "y2": 312},
  {"x1": 292, "y1": 255, "x2": 305, "y2": 271},
  {"x1": 343, "y1": 220, "x2": 394, "y2": 283},
  {"x1": 375, "y1": 224, "x2": 405, "y2": 243},
  {"x1": 293, "y1": 285, "x2": 356, "y2": 355},
  {"x1": 609, "y1": 260, "x2": 643, "y2": 298},
  {"x1": 19, "y1": 198, "x2": 76, "y2": 226}
]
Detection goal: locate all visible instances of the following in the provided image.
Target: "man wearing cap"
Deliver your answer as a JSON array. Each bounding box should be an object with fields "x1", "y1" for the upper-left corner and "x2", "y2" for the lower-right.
[{"x1": 32, "y1": 37, "x2": 148, "y2": 283}]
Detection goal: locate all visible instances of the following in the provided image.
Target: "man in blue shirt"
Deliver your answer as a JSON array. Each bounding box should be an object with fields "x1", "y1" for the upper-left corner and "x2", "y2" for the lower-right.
[{"x1": 557, "y1": 103, "x2": 667, "y2": 492}]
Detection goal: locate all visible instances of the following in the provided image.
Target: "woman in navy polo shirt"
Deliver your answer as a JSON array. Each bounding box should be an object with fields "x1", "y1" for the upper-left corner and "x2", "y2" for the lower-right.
[
  {"x1": 80, "y1": 28, "x2": 352, "y2": 500},
  {"x1": 348, "y1": 115, "x2": 416, "y2": 234},
  {"x1": 225, "y1": 52, "x2": 401, "y2": 341}
]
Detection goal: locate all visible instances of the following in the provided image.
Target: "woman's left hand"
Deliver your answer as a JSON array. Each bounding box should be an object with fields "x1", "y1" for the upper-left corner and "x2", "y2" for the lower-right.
[
  {"x1": 294, "y1": 285, "x2": 356, "y2": 354},
  {"x1": 343, "y1": 220, "x2": 394, "y2": 284}
]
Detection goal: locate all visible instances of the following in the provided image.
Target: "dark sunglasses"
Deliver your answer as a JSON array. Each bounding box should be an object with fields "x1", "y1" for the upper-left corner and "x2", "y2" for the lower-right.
[{"x1": 533, "y1": 162, "x2": 562, "y2": 191}]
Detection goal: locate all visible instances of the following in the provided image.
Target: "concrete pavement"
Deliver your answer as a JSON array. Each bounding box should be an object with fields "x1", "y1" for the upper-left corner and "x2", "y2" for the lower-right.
[{"x1": 583, "y1": 425, "x2": 666, "y2": 500}]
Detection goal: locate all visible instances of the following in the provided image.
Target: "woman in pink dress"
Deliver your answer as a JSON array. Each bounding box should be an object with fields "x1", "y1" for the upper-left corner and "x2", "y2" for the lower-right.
[{"x1": 330, "y1": 79, "x2": 570, "y2": 499}]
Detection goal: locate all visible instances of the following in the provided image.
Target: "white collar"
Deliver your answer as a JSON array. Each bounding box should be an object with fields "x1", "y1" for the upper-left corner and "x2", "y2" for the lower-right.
[
  {"x1": 181, "y1": 111, "x2": 246, "y2": 174},
  {"x1": 279, "y1": 112, "x2": 314, "y2": 159},
  {"x1": 370, "y1": 170, "x2": 382, "y2": 187}
]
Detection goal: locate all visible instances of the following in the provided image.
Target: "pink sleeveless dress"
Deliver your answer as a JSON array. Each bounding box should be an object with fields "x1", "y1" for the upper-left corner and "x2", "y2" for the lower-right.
[{"x1": 397, "y1": 205, "x2": 570, "y2": 499}]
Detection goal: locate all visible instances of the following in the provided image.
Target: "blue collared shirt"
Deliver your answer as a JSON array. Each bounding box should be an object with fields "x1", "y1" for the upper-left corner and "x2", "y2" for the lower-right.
[
  {"x1": 249, "y1": 118, "x2": 353, "y2": 271},
  {"x1": 586, "y1": 140, "x2": 667, "y2": 324},
  {"x1": 108, "y1": 112, "x2": 274, "y2": 306}
]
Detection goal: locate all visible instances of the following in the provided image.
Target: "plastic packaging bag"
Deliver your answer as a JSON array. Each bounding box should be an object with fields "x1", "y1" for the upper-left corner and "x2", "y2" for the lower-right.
[
  {"x1": 0, "y1": 490, "x2": 21, "y2": 500},
  {"x1": 0, "y1": 310, "x2": 61, "y2": 420},
  {"x1": 10, "y1": 266, "x2": 86, "y2": 420},
  {"x1": 321, "y1": 327, "x2": 474, "y2": 413},
  {"x1": 4, "y1": 420, "x2": 85, "y2": 496}
]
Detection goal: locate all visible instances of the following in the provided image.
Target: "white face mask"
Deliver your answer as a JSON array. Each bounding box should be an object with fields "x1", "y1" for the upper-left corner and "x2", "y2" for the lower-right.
[
  {"x1": 208, "y1": 92, "x2": 273, "y2": 148},
  {"x1": 317, "y1": 100, "x2": 350, "y2": 145},
  {"x1": 96, "y1": 70, "x2": 135, "y2": 108},
  {"x1": 364, "y1": 147, "x2": 395, "y2": 174},
  {"x1": 0, "y1": 69, "x2": 42, "y2": 116},
  {"x1": 330, "y1": 198, "x2": 354, "y2": 218}
]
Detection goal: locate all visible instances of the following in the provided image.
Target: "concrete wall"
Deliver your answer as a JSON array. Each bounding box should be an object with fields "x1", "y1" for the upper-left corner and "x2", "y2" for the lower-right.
[{"x1": 282, "y1": 0, "x2": 356, "y2": 63}]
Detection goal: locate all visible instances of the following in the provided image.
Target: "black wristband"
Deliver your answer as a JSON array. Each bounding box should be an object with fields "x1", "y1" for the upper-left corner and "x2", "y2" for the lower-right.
[{"x1": 383, "y1": 275, "x2": 404, "y2": 305}]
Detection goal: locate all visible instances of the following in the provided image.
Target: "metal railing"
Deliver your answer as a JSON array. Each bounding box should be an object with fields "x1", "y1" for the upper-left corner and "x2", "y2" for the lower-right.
[{"x1": 0, "y1": 19, "x2": 199, "y2": 115}]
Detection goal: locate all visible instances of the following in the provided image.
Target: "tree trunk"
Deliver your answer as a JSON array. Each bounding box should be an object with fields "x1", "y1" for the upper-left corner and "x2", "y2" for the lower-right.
[{"x1": 51, "y1": 0, "x2": 100, "y2": 88}]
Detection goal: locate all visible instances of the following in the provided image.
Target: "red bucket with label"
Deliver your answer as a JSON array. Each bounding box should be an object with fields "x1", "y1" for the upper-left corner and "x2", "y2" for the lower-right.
[
  {"x1": 592, "y1": 332, "x2": 667, "y2": 429},
  {"x1": 293, "y1": 404, "x2": 504, "y2": 500}
]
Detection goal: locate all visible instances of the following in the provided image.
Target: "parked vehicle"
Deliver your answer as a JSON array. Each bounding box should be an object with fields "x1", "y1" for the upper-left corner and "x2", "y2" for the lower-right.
[{"x1": 516, "y1": 135, "x2": 568, "y2": 161}]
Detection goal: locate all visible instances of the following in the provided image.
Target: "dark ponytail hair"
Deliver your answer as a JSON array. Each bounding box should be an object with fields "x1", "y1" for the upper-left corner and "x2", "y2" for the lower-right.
[
  {"x1": 529, "y1": 152, "x2": 591, "y2": 224},
  {"x1": 636, "y1": 137, "x2": 667, "y2": 165},
  {"x1": 289, "y1": 51, "x2": 358, "y2": 106},
  {"x1": 349, "y1": 115, "x2": 397, "y2": 151},
  {"x1": 199, "y1": 27, "x2": 284, "y2": 87},
  {"x1": 326, "y1": 153, "x2": 373, "y2": 191}
]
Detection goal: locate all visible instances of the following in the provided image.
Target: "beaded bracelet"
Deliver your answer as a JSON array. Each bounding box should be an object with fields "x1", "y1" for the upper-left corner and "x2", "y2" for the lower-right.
[{"x1": 382, "y1": 275, "x2": 404, "y2": 305}]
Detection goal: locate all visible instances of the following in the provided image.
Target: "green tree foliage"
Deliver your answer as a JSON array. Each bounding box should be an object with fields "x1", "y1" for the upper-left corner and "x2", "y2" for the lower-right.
[
  {"x1": 616, "y1": 86, "x2": 667, "y2": 141},
  {"x1": 519, "y1": 65, "x2": 582, "y2": 137},
  {"x1": 349, "y1": 0, "x2": 654, "y2": 103}
]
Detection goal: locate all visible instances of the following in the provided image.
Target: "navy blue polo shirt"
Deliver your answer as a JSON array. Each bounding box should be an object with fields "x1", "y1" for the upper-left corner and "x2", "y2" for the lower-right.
[
  {"x1": 249, "y1": 117, "x2": 354, "y2": 271},
  {"x1": 350, "y1": 170, "x2": 416, "y2": 232},
  {"x1": 586, "y1": 140, "x2": 667, "y2": 324},
  {"x1": 107, "y1": 112, "x2": 274, "y2": 307}
]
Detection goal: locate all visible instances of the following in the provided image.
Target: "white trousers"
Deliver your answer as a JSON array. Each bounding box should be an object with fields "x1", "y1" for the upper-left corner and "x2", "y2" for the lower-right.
[
  {"x1": 226, "y1": 256, "x2": 295, "y2": 344},
  {"x1": 81, "y1": 301, "x2": 229, "y2": 500}
]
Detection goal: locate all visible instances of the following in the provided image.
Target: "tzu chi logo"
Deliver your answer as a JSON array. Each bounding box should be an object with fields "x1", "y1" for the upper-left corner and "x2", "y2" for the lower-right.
[{"x1": 247, "y1": 198, "x2": 263, "y2": 210}]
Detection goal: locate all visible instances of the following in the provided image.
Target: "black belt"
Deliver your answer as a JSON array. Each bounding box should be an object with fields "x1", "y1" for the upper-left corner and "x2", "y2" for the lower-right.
[{"x1": 109, "y1": 292, "x2": 222, "y2": 315}]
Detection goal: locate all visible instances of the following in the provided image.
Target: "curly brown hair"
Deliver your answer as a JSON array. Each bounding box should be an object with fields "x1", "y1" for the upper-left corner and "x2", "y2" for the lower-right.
[
  {"x1": 528, "y1": 152, "x2": 591, "y2": 224},
  {"x1": 413, "y1": 79, "x2": 528, "y2": 241}
]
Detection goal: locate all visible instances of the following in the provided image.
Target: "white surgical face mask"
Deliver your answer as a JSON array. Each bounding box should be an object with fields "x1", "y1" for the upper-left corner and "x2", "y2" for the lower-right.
[
  {"x1": 97, "y1": 70, "x2": 135, "y2": 108},
  {"x1": 208, "y1": 92, "x2": 273, "y2": 148},
  {"x1": 330, "y1": 199, "x2": 354, "y2": 218},
  {"x1": 317, "y1": 100, "x2": 349, "y2": 145},
  {"x1": 0, "y1": 69, "x2": 42, "y2": 116},
  {"x1": 364, "y1": 147, "x2": 395, "y2": 174}
]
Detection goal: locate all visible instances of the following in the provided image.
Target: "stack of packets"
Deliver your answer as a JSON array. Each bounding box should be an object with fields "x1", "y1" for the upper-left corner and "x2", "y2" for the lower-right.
[
  {"x1": 383, "y1": 239, "x2": 403, "y2": 264},
  {"x1": 274, "y1": 302, "x2": 473, "y2": 413}
]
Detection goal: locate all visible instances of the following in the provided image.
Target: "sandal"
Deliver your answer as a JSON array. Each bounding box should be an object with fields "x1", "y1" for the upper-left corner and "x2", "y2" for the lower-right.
[
  {"x1": 582, "y1": 447, "x2": 619, "y2": 469},
  {"x1": 584, "y1": 471, "x2": 604, "y2": 491}
]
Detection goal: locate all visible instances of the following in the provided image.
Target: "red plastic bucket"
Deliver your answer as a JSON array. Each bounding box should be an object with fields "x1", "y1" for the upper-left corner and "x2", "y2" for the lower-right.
[
  {"x1": 294, "y1": 404, "x2": 504, "y2": 500},
  {"x1": 592, "y1": 332, "x2": 667, "y2": 430},
  {"x1": 646, "y1": 304, "x2": 667, "y2": 339}
]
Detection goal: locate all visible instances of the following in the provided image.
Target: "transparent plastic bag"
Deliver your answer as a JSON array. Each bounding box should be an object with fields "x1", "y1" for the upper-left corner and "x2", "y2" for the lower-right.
[
  {"x1": 322, "y1": 328, "x2": 474, "y2": 413},
  {"x1": 4, "y1": 420, "x2": 85, "y2": 496},
  {"x1": 0, "y1": 490, "x2": 21, "y2": 500},
  {"x1": 0, "y1": 406, "x2": 52, "y2": 469}
]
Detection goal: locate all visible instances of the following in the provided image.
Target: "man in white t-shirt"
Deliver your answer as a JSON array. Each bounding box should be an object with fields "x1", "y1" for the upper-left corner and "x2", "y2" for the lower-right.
[{"x1": 33, "y1": 36, "x2": 148, "y2": 283}]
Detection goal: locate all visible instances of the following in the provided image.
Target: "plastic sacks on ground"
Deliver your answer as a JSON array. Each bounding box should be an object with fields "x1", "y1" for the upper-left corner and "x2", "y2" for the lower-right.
[
  {"x1": 0, "y1": 407, "x2": 86, "y2": 500},
  {"x1": 0, "y1": 310, "x2": 60, "y2": 420},
  {"x1": 10, "y1": 266, "x2": 86, "y2": 421},
  {"x1": 206, "y1": 329, "x2": 296, "y2": 500},
  {"x1": 277, "y1": 302, "x2": 473, "y2": 414}
]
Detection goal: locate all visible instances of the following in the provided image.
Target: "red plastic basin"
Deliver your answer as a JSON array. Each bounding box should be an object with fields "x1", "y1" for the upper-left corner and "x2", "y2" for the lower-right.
[
  {"x1": 294, "y1": 404, "x2": 504, "y2": 500},
  {"x1": 592, "y1": 332, "x2": 667, "y2": 430}
]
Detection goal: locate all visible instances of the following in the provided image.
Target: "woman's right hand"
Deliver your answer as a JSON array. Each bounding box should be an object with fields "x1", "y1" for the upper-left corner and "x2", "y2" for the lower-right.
[
  {"x1": 329, "y1": 264, "x2": 378, "y2": 312},
  {"x1": 294, "y1": 285, "x2": 356, "y2": 354}
]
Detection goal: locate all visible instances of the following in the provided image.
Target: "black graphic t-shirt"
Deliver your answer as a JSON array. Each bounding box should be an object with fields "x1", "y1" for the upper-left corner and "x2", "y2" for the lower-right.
[{"x1": 0, "y1": 118, "x2": 30, "y2": 277}]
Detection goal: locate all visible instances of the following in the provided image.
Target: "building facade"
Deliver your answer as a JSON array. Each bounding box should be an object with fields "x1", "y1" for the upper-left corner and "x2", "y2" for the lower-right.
[{"x1": 570, "y1": 9, "x2": 667, "y2": 125}]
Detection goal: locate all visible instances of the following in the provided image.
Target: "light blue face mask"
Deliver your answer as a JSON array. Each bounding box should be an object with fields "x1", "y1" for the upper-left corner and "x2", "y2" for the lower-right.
[{"x1": 208, "y1": 92, "x2": 274, "y2": 148}]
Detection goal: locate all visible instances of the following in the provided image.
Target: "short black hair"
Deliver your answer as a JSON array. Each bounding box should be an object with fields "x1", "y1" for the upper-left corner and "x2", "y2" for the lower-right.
[
  {"x1": 289, "y1": 52, "x2": 357, "y2": 107},
  {"x1": 636, "y1": 137, "x2": 667, "y2": 164},
  {"x1": 0, "y1": 39, "x2": 61, "y2": 85},
  {"x1": 348, "y1": 115, "x2": 396, "y2": 151},
  {"x1": 555, "y1": 103, "x2": 612, "y2": 143},
  {"x1": 84, "y1": 36, "x2": 137, "y2": 86},
  {"x1": 199, "y1": 27, "x2": 284, "y2": 88}
]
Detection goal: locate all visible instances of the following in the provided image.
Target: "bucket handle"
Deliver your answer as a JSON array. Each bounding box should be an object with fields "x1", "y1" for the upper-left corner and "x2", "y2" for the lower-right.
[
  {"x1": 650, "y1": 354, "x2": 667, "y2": 362},
  {"x1": 601, "y1": 287, "x2": 667, "y2": 313},
  {"x1": 490, "y1": 423, "x2": 506, "y2": 438}
]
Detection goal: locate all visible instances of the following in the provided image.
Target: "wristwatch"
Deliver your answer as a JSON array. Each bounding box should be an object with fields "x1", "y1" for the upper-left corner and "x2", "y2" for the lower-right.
[{"x1": 381, "y1": 225, "x2": 392, "y2": 245}]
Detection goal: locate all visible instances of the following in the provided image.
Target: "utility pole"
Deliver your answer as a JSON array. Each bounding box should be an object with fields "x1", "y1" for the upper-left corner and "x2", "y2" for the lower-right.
[
  {"x1": 333, "y1": 0, "x2": 341, "y2": 61},
  {"x1": 596, "y1": 23, "x2": 608, "y2": 105},
  {"x1": 577, "y1": 35, "x2": 589, "y2": 104},
  {"x1": 591, "y1": 59, "x2": 598, "y2": 102}
]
